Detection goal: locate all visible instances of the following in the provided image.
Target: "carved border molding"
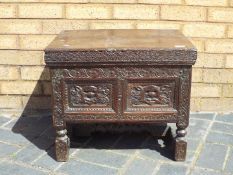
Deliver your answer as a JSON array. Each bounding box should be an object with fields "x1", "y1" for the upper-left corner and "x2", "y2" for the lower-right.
[{"x1": 45, "y1": 50, "x2": 197, "y2": 65}]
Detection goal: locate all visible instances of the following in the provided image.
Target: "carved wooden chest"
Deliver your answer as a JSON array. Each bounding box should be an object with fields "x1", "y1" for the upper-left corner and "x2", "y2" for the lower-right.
[{"x1": 44, "y1": 29, "x2": 197, "y2": 162}]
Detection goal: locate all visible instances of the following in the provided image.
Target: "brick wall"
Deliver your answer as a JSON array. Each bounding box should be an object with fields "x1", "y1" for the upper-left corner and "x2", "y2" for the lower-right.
[{"x1": 0, "y1": 0, "x2": 233, "y2": 115}]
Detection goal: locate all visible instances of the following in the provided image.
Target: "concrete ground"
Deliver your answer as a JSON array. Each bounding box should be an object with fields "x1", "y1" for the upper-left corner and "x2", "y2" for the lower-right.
[{"x1": 0, "y1": 112, "x2": 232, "y2": 175}]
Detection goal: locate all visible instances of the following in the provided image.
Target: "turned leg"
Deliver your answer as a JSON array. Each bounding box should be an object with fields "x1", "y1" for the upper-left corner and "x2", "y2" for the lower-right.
[
  {"x1": 174, "y1": 127, "x2": 187, "y2": 161},
  {"x1": 55, "y1": 128, "x2": 70, "y2": 162}
]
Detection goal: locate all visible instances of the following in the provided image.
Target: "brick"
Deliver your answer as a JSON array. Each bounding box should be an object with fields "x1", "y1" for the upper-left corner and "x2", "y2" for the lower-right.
[
  {"x1": 192, "y1": 68, "x2": 203, "y2": 82},
  {"x1": 203, "y1": 69, "x2": 233, "y2": 83},
  {"x1": 136, "y1": 21, "x2": 181, "y2": 29},
  {"x1": 0, "y1": 4, "x2": 17, "y2": 18},
  {"x1": 0, "y1": 66, "x2": 20, "y2": 80},
  {"x1": 228, "y1": 25, "x2": 233, "y2": 38},
  {"x1": 0, "y1": 81, "x2": 42, "y2": 95},
  {"x1": 190, "y1": 98, "x2": 201, "y2": 112},
  {"x1": 185, "y1": 0, "x2": 227, "y2": 6},
  {"x1": 113, "y1": 5, "x2": 159, "y2": 19},
  {"x1": 22, "y1": 96, "x2": 51, "y2": 109},
  {"x1": 19, "y1": 4, "x2": 63, "y2": 18},
  {"x1": 42, "y1": 20, "x2": 88, "y2": 34},
  {"x1": 183, "y1": 23, "x2": 225, "y2": 38},
  {"x1": 90, "y1": 20, "x2": 135, "y2": 29},
  {"x1": 208, "y1": 8, "x2": 233, "y2": 23},
  {"x1": 0, "y1": 35, "x2": 18, "y2": 49},
  {"x1": 0, "y1": 20, "x2": 42, "y2": 34},
  {"x1": 90, "y1": 0, "x2": 136, "y2": 2},
  {"x1": 0, "y1": 51, "x2": 43, "y2": 65},
  {"x1": 223, "y1": 84, "x2": 233, "y2": 97},
  {"x1": 189, "y1": 39, "x2": 204, "y2": 52},
  {"x1": 225, "y1": 55, "x2": 233, "y2": 68},
  {"x1": 138, "y1": 0, "x2": 182, "y2": 4},
  {"x1": 21, "y1": 66, "x2": 50, "y2": 80},
  {"x1": 200, "y1": 98, "x2": 233, "y2": 111},
  {"x1": 205, "y1": 39, "x2": 233, "y2": 53},
  {"x1": 194, "y1": 53, "x2": 224, "y2": 68},
  {"x1": 191, "y1": 84, "x2": 221, "y2": 97},
  {"x1": 0, "y1": 96, "x2": 22, "y2": 109},
  {"x1": 0, "y1": 0, "x2": 87, "y2": 1},
  {"x1": 196, "y1": 143, "x2": 227, "y2": 170},
  {"x1": 42, "y1": 82, "x2": 52, "y2": 95},
  {"x1": 19, "y1": 35, "x2": 55, "y2": 50},
  {"x1": 66, "y1": 4, "x2": 112, "y2": 19},
  {"x1": 161, "y1": 6, "x2": 206, "y2": 21},
  {"x1": 41, "y1": 0, "x2": 87, "y2": 2}
]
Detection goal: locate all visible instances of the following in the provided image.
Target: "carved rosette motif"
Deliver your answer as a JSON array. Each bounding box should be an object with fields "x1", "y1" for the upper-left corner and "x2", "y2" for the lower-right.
[
  {"x1": 69, "y1": 84, "x2": 111, "y2": 107},
  {"x1": 130, "y1": 84, "x2": 172, "y2": 106}
]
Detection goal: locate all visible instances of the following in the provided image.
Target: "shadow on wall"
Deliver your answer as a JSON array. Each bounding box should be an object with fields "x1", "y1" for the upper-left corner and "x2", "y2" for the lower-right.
[{"x1": 11, "y1": 68, "x2": 175, "y2": 161}]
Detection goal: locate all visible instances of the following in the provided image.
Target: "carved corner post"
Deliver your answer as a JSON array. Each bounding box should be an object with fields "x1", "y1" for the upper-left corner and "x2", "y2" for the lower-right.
[
  {"x1": 174, "y1": 68, "x2": 192, "y2": 161},
  {"x1": 51, "y1": 69, "x2": 70, "y2": 162}
]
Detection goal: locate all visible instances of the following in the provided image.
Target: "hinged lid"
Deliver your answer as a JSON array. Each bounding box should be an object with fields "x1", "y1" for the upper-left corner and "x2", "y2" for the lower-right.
[{"x1": 45, "y1": 29, "x2": 197, "y2": 66}]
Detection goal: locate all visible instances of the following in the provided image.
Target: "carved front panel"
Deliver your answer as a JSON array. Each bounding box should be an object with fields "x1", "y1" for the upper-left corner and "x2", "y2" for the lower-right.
[
  {"x1": 124, "y1": 79, "x2": 178, "y2": 113},
  {"x1": 63, "y1": 79, "x2": 118, "y2": 114},
  {"x1": 54, "y1": 67, "x2": 189, "y2": 121}
]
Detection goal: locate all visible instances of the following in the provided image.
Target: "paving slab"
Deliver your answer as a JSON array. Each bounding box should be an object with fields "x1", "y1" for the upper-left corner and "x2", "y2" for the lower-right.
[
  {"x1": 224, "y1": 148, "x2": 233, "y2": 174},
  {"x1": 206, "y1": 131, "x2": 233, "y2": 145},
  {"x1": 122, "y1": 157, "x2": 157, "y2": 175},
  {"x1": 190, "y1": 168, "x2": 223, "y2": 175},
  {"x1": 190, "y1": 112, "x2": 215, "y2": 120},
  {"x1": 73, "y1": 149, "x2": 129, "y2": 168},
  {"x1": 196, "y1": 143, "x2": 227, "y2": 170},
  {"x1": 58, "y1": 160, "x2": 118, "y2": 175},
  {"x1": 211, "y1": 122, "x2": 233, "y2": 134},
  {"x1": 215, "y1": 113, "x2": 233, "y2": 123},
  {"x1": 0, "y1": 113, "x2": 232, "y2": 175},
  {"x1": 0, "y1": 161, "x2": 47, "y2": 175},
  {"x1": 156, "y1": 164, "x2": 187, "y2": 175}
]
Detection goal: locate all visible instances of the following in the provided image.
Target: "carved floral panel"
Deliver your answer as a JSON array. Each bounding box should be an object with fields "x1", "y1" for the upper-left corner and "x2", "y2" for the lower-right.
[
  {"x1": 125, "y1": 80, "x2": 177, "y2": 112},
  {"x1": 69, "y1": 84, "x2": 111, "y2": 107}
]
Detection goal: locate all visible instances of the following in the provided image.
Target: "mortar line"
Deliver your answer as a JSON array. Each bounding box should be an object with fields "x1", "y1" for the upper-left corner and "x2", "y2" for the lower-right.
[
  {"x1": 75, "y1": 158, "x2": 119, "y2": 170},
  {"x1": 1, "y1": 118, "x2": 15, "y2": 127},
  {"x1": 187, "y1": 112, "x2": 217, "y2": 175},
  {"x1": 54, "y1": 137, "x2": 92, "y2": 171},
  {"x1": 222, "y1": 146, "x2": 231, "y2": 171},
  {"x1": 117, "y1": 135, "x2": 150, "y2": 175}
]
